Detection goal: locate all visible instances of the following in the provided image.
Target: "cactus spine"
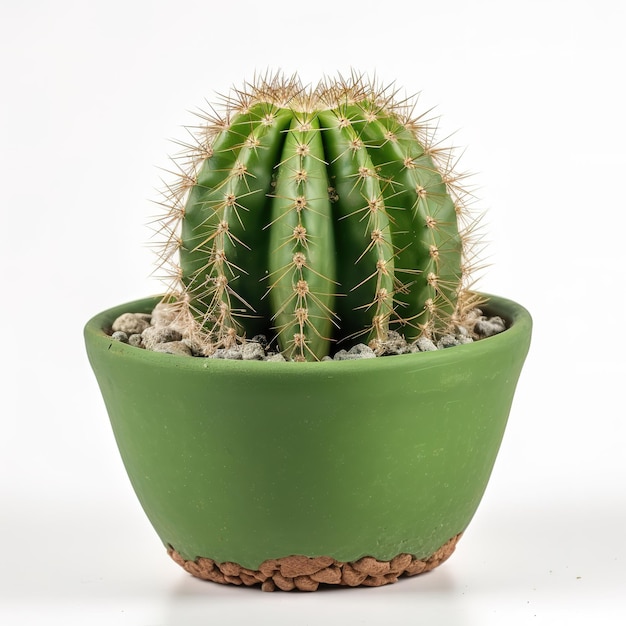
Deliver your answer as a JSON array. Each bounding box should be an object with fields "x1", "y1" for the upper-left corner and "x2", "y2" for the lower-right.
[{"x1": 157, "y1": 74, "x2": 479, "y2": 361}]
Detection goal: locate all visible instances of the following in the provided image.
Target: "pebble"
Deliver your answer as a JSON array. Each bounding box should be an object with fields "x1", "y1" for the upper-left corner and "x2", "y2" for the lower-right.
[
  {"x1": 373, "y1": 331, "x2": 408, "y2": 356},
  {"x1": 413, "y1": 337, "x2": 437, "y2": 352},
  {"x1": 182, "y1": 338, "x2": 204, "y2": 357},
  {"x1": 474, "y1": 315, "x2": 507, "y2": 338},
  {"x1": 334, "y1": 344, "x2": 376, "y2": 360},
  {"x1": 455, "y1": 324, "x2": 469, "y2": 337},
  {"x1": 112, "y1": 312, "x2": 150, "y2": 335},
  {"x1": 152, "y1": 341, "x2": 192, "y2": 357},
  {"x1": 128, "y1": 334, "x2": 143, "y2": 348},
  {"x1": 437, "y1": 334, "x2": 460, "y2": 349},
  {"x1": 111, "y1": 330, "x2": 128, "y2": 343},
  {"x1": 242, "y1": 342, "x2": 266, "y2": 361},
  {"x1": 141, "y1": 326, "x2": 183, "y2": 350},
  {"x1": 210, "y1": 348, "x2": 243, "y2": 360},
  {"x1": 250, "y1": 335, "x2": 269, "y2": 349}
]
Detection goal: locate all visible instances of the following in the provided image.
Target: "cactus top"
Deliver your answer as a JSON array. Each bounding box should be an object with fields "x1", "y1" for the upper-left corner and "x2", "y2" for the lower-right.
[{"x1": 156, "y1": 73, "x2": 480, "y2": 361}]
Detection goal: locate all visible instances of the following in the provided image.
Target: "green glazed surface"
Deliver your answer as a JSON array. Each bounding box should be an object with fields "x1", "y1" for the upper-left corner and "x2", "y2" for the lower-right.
[{"x1": 84, "y1": 294, "x2": 531, "y2": 570}]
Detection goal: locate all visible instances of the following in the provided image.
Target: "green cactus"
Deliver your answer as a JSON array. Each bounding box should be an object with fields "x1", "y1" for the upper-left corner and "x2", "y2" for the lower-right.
[{"x1": 158, "y1": 73, "x2": 480, "y2": 361}]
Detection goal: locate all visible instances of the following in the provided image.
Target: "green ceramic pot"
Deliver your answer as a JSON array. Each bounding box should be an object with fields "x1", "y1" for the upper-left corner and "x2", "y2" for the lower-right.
[{"x1": 84, "y1": 293, "x2": 531, "y2": 590}]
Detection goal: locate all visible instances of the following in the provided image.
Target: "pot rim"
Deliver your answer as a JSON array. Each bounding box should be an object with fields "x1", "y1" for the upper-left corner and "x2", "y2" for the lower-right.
[{"x1": 84, "y1": 292, "x2": 532, "y2": 376}]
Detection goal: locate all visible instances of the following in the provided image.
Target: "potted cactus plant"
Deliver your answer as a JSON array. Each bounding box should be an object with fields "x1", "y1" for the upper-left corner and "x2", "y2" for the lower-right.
[{"x1": 84, "y1": 73, "x2": 531, "y2": 591}]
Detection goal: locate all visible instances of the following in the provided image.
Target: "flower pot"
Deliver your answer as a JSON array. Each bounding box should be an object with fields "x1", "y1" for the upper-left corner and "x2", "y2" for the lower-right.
[{"x1": 84, "y1": 293, "x2": 531, "y2": 591}]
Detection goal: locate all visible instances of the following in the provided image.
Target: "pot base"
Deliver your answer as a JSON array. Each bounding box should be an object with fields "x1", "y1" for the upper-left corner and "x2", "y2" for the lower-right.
[{"x1": 168, "y1": 533, "x2": 461, "y2": 591}]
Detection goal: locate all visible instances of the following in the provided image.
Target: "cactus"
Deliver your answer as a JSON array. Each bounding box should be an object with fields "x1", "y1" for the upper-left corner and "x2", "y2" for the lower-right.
[{"x1": 157, "y1": 73, "x2": 481, "y2": 361}]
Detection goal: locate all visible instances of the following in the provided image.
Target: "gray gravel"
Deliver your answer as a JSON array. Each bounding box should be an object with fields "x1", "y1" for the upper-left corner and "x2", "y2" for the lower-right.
[{"x1": 109, "y1": 306, "x2": 507, "y2": 361}]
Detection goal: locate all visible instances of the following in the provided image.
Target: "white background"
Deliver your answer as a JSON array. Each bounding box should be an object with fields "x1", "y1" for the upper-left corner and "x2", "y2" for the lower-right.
[{"x1": 1, "y1": 1, "x2": 625, "y2": 624}]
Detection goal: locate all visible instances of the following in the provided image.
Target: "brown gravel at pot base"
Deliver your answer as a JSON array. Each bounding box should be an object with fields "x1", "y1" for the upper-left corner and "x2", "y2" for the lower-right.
[{"x1": 168, "y1": 533, "x2": 461, "y2": 591}]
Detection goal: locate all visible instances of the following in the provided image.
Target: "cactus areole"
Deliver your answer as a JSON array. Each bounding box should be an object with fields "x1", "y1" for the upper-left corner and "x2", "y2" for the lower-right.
[{"x1": 158, "y1": 74, "x2": 480, "y2": 361}]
